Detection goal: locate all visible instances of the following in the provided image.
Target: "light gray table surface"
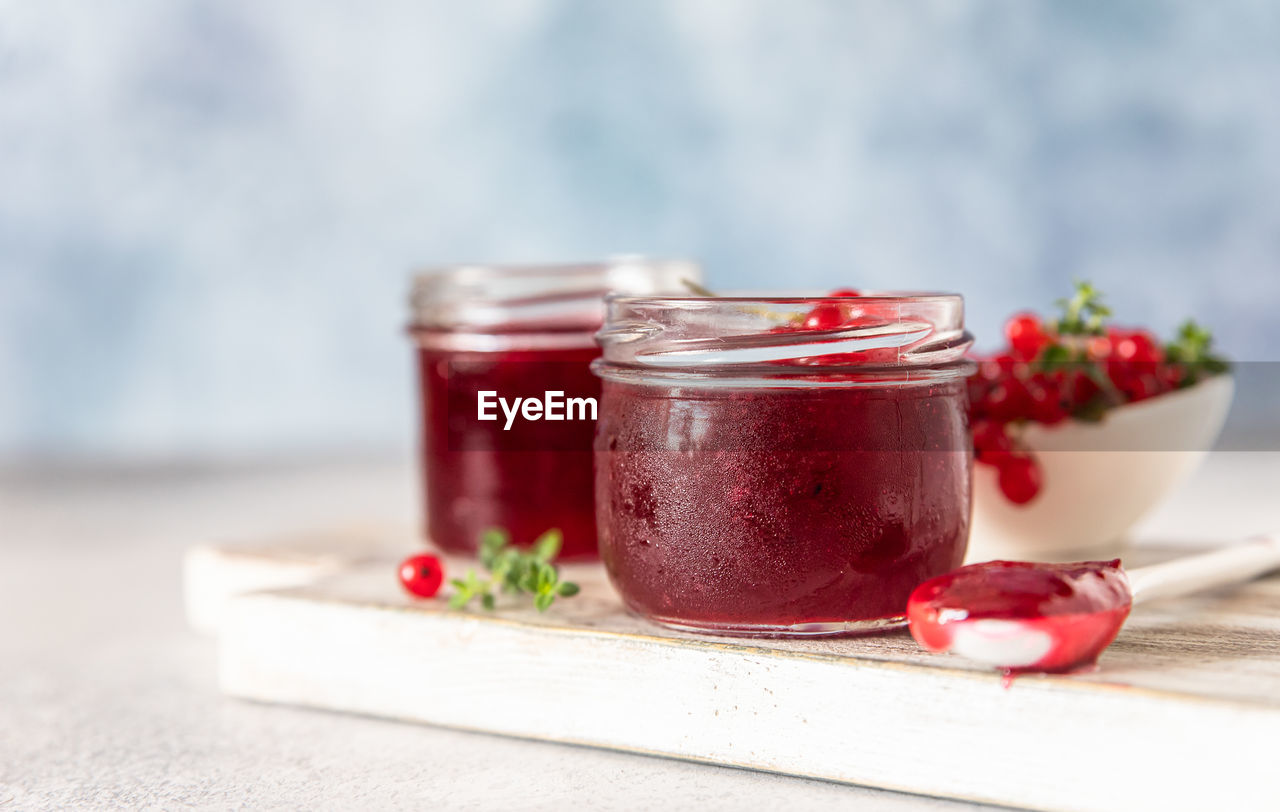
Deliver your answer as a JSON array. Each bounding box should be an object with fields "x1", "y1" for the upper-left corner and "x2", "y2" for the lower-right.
[{"x1": 3, "y1": 452, "x2": 1277, "y2": 811}]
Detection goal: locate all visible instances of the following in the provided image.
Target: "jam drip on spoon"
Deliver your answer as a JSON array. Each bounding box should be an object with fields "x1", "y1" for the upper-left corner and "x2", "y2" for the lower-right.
[{"x1": 907, "y1": 559, "x2": 1133, "y2": 674}]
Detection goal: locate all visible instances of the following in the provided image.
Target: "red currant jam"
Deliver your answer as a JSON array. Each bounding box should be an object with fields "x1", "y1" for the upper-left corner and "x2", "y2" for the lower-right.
[
  {"x1": 596, "y1": 380, "x2": 971, "y2": 631},
  {"x1": 409, "y1": 259, "x2": 701, "y2": 561},
  {"x1": 417, "y1": 343, "x2": 602, "y2": 560},
  {"x1": 594, "y1": 292, "x2": 974, "y2": 636},
  {"x1": 907, "y1": 559, "x2": 1132, "y2": 673}
]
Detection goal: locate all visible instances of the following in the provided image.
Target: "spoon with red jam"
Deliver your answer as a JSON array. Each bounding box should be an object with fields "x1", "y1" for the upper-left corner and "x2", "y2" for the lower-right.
[{"x1": 907, "y1": 535, "x2": 1280, "y2": 675}]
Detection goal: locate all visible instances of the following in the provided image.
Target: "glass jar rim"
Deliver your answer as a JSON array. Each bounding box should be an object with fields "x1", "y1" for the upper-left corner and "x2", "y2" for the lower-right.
[
  {"x1": 595, "y1": 290, "x2": 973, "y2": 385},
  {"x1": 409, "y1": 256, "x2": 700, "y2": 332},
  {"x1": 604, "y1": 290, "x2": 964, "y2": 305}
]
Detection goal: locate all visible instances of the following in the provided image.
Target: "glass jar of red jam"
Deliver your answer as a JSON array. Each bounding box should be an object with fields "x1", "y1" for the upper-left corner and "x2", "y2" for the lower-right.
[
  {"x1": 410, "y1": 259, "x2": 699, "y2": 561},
  {"x1": 593, "y1": 292, "x2": 974, "y2": 634}
]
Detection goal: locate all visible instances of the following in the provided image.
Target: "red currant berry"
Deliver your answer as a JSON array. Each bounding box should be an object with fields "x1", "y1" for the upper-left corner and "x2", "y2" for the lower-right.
[
  {"x1": 398, "y1": 553, "x2": 445, "y2": 598},
  {"x1": 1122, "y1": 372, "x2": 1163, "y2": 402},
  {"x1": 1028, "y1": 379, "x2": 1067, "y2": 425},
  {"x1": 1004, "y1": 313, "x2": 1048, "y2": 360},
  {"x1": 971, "y1": 419, "x2": 1013, "y2": 465},
  {"x1": 1113, "y1": 330, "x2": 1163, "y2": 365},
  {"x1": 995, "y1": 353, "x2": 1023, "y2": 375},
  {"x1": 997, "y1": 454, "x2": 1042, "y2": 505},
  {"x1": 1068, "y1": 371, "x2": 1101, "y2": 409},
  {"x1": 977, "y1": 357, "x2": 1004, "y2": 383},
  {"x1": 828, "y1": 288, "x2": 862, "y2": 297},
  {"x1": 985, "y1": 378, "x2": 1032, "y2": 422},
  {"x1": 1085, "y1": 335, "x2": 1112, "y2": 361},
  {"x1": 1160, "y1": 363, "x2": 1186, "y2": 389},
  {"x1": 802, "y1": 304, "x2": 845, "y2": 330}
]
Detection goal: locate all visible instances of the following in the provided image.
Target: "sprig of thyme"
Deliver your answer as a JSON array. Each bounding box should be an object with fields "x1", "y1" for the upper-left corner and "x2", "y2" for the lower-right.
[
  {"x1": 448, "y1": 528, "x2": 580, "y2": 612},
  {"x1": 1165, "y1": 319, "x2": 1231, "y2": 388},
  {"x1": 1052, "y1": 280, "x2": 1112, "y2": 336}
]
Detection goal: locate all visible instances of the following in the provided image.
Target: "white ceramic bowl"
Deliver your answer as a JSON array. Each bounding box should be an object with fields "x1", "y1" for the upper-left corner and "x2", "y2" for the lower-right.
[{"x1": 966, "y1": 374, "x2": 1234, "y2": 563}]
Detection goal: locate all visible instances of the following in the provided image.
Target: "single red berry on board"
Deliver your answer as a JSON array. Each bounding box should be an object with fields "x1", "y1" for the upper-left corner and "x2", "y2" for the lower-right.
[
  {"x1": 398, "y1": 553, "x2": 445, "y2": 598},
  {"x1": 1004, "y1": 313, "x2": 1049, "y2": 360},
  {"x1": 802, "y1": 303, "x2": 845, "y2": 330},
  {"x1": 997, "y1": 455, "x2": 1042, "y2": 505}
]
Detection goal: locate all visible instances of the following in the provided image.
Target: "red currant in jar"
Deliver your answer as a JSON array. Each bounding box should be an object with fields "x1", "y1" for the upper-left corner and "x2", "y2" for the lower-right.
[
  {"x1": 997, "y1": 454, "x2": 1042, "y2": 505},
  {"x1": 1004, "y1": 313, "x2": 1049, "y2": 360},
  {"x1": 398, "y1": 553, "x2": 445, "y2": 598},
  {"x1": 802, "y1": 304, "x2": 845, "y2": 330}
]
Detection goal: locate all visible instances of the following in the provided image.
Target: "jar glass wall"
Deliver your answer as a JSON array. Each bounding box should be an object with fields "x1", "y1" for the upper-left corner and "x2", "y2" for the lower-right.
[
  {"x1": 409, "y1": 258, "x2": 699, "y2": 560},
  {"x1": 593, "y1": 293, "x2": 974, "y2": 633}
]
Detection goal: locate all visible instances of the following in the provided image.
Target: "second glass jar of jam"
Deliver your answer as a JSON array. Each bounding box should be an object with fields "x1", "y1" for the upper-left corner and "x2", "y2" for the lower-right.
[
  {"x1": 410, "y1": 258, "x2": 698, "y2": 560},
  {"x1": 593, "y1": 292, "x2": 974, "y2": 633}
]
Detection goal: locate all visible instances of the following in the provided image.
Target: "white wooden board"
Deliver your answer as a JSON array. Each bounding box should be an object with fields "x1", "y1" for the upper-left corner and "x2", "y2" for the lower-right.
[{"x1": 195, "y1": 534, "x2": 1280, "y2": 812}]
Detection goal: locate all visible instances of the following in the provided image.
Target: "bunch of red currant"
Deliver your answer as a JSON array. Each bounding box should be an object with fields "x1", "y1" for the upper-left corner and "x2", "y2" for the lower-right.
[{"x1": 969, "y1": 282, "x2": 1228, "y2": 505}]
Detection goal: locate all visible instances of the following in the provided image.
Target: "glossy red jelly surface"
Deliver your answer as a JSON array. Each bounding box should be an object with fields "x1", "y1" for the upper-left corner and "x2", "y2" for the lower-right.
[
  {"x1": 417, "y1": 344, "x2": 601, "y2": 560},
  {"x1": 595, "y1": 379, "x2": 972, "y2": 630},
  {"x1": 907, "y1": 559, "x2": 1133, "y2": 673}
]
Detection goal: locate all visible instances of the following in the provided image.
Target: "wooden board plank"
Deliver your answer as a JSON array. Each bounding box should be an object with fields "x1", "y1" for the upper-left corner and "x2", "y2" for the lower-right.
[{"x1": 207, "y1": 536, "x2": 1280, "y2": 812}]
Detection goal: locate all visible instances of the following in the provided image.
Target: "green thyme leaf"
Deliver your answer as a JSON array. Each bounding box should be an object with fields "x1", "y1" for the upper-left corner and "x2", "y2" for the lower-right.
[
  {"x1": 532, "y1": 528, "x2": 563, "y2": 562},
  {"x1": 448, "y1": 527, "x2": 579, "y2": 613},
  {"x1": 1165, "y1": 319, "x2": 1230, "y2": 388},
  {"x1": 557, "y1": 582, "x2": 580, "y2": 597},
  {"x1": 1034, "y1": 342, "x2": 1075, "y2": 369},
  {"x1": 479, "y1": 528, "x2": 509, "y2": 569},
  {"x1": 1053, "y1": 280, "x2": 1111, "y2": 336}
]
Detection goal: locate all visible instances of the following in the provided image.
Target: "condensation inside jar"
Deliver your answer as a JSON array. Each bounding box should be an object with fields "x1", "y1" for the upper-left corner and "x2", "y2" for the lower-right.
[
  {"x1": 593, "y1": 293, "x2": 975, "y2": 634},
  {"x1": 409, "y1": 258, "x2": 700, "y2": 560}
]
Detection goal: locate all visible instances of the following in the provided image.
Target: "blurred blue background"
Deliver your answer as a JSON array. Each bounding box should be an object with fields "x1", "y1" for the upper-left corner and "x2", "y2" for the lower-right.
[{"x1": 2, "y1": 0, "x2": 1278, "y2": 459}]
